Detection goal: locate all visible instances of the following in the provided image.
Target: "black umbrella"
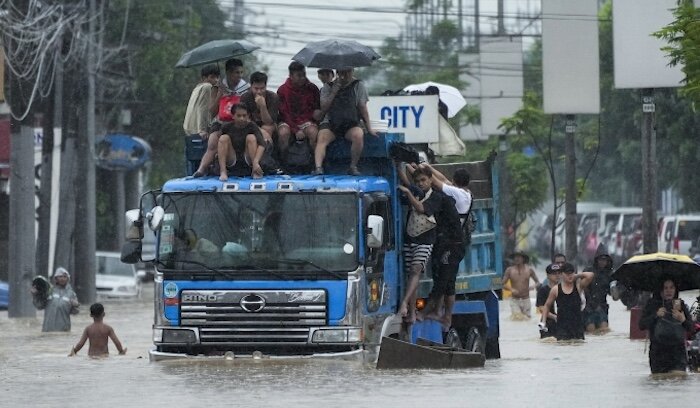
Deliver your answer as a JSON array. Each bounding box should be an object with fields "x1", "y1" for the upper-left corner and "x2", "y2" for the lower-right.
[
  {"x1": 292, "y1": 39, "x2": 381, "y2": 70},
  {"x1": 610, "y1": 252, "x2": 700, "y2": 292},
  {"x1": 175, "y1": 39, "x2": 260, "y2": 68}
]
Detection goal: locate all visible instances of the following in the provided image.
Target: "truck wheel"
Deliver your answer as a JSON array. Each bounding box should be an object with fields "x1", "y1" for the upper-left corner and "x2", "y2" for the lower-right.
[
  {"x1": 463, "y1": 326, "x2": 485, "y2": 356},
  {"x1": 443, "y1": 328, "x2": 461, "y2": 349}
]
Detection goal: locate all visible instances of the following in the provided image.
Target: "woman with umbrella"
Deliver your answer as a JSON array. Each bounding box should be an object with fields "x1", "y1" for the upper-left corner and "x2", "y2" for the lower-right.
[{"x1": 639, "y1": 277, "x2": 694, "y2": 374}]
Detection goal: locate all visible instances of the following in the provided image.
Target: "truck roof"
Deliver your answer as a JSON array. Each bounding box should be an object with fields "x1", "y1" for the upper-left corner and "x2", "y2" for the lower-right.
[{"x1": 162, "y1": 174, "x2": 393, "y2": 194}]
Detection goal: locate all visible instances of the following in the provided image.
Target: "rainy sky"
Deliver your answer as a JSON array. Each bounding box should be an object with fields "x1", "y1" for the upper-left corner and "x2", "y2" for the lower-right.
[{"x1": 216, "y1": 0, "x2": 521, "y2": 89}]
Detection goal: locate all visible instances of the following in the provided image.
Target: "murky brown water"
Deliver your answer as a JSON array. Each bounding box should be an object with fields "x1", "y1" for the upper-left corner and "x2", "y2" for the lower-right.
[{"x1": 2, "y1": 283, "x2": 698, "y2": 407}]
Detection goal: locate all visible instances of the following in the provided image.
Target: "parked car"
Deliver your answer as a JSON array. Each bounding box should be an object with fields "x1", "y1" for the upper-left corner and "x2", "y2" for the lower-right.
[
  {"x1": 96, "y1": 251, "x2": 143, "y2": 299},
  {"x1": 577, "y1": 215, "x2": 600, "y2": 264},
  {"x1": 658, "y1": 214, "x2": 700, "y2": 255},
  {"x1": 622, "y1": 215, "x2": 643, "y2": 261},
  {"x1": 0, "y1": 281, "x2": 8, "y2": 309},
  {"x1": 594, "y1": 207, "x2": 642, "y2": 264},
  {"x1": 611, "y1": 208, "x2": 643, "y2": 264},
  {"x1": 658, "y1": 215, "x2": 676, "y2": 253}
]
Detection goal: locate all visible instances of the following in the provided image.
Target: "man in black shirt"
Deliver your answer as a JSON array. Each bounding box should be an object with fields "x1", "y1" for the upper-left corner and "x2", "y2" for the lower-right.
[
  {"x1": 216, "y1": 103, "x2": 267, "y2": 180},
  {"x1": 536, "y1": 263, "x2": 561, "y2": 338}
]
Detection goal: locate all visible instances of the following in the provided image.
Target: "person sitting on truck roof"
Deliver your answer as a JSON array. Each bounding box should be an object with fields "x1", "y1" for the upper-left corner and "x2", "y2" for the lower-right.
[
  {"x1": 183, "y1": 64, "x2": 220, "y2": 139},
  {"x1": 313, "y1": 67, "x2": 377, "y2": 176},
  {"x1": 215, "y1": 103, "x2": 268, "y2": 180},
  {"x1": 414, "y1": 163, "x2": 472, "y2": 330},
  {"x1": 396, "y1": 164, "x2": 443, "y2": 327},
  {"x1": 193, "y1": 58, "x2": 249, "y2": 177},
  {"x1": 277, "y1": 62, "x2": 320, "y2": 162},
  {"x1": 313, "y1": 68, "x2": 334, "y2": 123},
  {"x1": 240, "y1": 71, "x2": 279, "y2": 145}
]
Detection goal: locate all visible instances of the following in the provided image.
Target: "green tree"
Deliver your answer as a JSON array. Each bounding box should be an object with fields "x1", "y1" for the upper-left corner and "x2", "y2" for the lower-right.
[{"x1": 655, "y1": 0, "x2": 700, "y2": 107}]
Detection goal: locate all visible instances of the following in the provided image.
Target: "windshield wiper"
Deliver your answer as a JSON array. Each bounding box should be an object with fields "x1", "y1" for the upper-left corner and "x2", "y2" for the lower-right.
[
  {"x1": 156, "y1": 259, "x2": 236, "y2": 280},
  {"x1": 272, "y1": 258, "x2": 346, "y2": 279},
  {"x1": 225, "y1": 264, "x2": 294, "y2": 280}
]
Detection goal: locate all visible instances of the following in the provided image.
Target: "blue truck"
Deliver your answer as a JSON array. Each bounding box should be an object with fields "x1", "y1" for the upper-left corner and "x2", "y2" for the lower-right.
[{"x1": 122, "y1": 132, "x2": 503, "y2": 364}]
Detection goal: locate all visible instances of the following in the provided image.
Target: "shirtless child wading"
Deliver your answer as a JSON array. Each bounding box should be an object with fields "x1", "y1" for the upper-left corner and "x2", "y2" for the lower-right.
[
  {"x1": 502, "y1": 252, "x2": 540, "y2": 319},
  {"x1": 69, "y1": 303, "x2": 126, "y2": 358}
]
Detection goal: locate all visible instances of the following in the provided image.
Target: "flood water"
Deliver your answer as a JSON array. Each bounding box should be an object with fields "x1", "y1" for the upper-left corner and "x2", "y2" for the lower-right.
[{"x1": 2, "y1": 282, "x2": 698, "y2": 407}]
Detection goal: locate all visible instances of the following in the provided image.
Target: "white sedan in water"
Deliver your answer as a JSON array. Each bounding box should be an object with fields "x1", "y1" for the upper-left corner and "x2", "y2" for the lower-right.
[{"x1": 96, "y1": 251, "x2": 144, "y2": 299}]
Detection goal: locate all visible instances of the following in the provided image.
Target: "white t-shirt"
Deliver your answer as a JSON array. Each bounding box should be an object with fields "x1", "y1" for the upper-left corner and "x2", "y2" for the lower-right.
[{"x1": 441, "y1": 184, "x2": 472, "y2": 214}]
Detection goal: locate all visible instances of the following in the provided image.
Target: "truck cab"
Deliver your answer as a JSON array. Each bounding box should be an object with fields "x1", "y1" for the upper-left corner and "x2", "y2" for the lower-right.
[{"x1": 122, "y1": 131, "x2": 502, "y2": 363}]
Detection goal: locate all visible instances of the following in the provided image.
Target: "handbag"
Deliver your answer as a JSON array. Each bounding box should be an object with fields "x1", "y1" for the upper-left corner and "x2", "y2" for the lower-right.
[
  {"x1": 653, "y1": 317, "x2": 686, "y2": 345},
  {"x1": 217, "y1": 94, "x2": 241, "y2": 122},
  {"x1": 406, "y1": 189, "x2": 437, "y2": 238}
]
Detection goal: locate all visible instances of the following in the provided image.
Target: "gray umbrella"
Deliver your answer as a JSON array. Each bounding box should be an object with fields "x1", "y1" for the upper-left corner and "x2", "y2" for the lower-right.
[
  {"x1": 175, "y1": 39, "x2": 260, "y2": 68},
  {"x1": 292, "y1": 39, "x2": 381, "y2": 70}
]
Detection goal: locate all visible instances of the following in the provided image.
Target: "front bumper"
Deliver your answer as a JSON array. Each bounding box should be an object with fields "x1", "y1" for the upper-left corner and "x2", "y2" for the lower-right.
[{"x1": 148, "y1": 346, "x2": 364, "y2": 362}]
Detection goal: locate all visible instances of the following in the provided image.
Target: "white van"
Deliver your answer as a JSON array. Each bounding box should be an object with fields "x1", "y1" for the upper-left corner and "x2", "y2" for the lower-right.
[
  {"x1": 658, "y1": 214, "x2": 700, "y2": 255},
  {"x1": 595, "y1": 207, "x2": 642, "y2": 263}
]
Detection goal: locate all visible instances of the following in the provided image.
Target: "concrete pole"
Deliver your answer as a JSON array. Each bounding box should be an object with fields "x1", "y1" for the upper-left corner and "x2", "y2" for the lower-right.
[
  {"x1": 564, "y1": 115, "x2": 577, "y2": 263},
  {"x1": 115, "y1": 170, "x2": 125, "y2": 249},
  {"x1": 641, "y1": 89, "x2": 657, "y2": 254},
  {"x1": 74, "y1": 0, "x2": 97, "y2": 303},
  {"x1": 9, "y1": 126, "x2": 37, "y2": 317}
]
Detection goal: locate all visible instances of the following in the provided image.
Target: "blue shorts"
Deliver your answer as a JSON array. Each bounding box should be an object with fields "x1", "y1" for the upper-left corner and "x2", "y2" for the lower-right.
[{"x1": 585, "y1": 307, "x2": 609, "y2": 327}]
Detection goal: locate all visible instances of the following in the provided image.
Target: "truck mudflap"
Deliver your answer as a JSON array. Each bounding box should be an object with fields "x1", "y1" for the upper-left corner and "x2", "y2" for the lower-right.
[{"x1": 376, "y1": 336, "x2": 485, "y2": 369}]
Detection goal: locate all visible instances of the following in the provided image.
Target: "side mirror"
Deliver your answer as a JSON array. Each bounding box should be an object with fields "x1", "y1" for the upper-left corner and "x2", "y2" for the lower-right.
[
  {"x1": 366, "y1": 215, "x2": 384, "y2": 248},
  {"x1": 147, "y1": 206, "x2": 165, "y2": 231},
  {"x1": 125, "y1": 209, "x2": 143, "y2": 240},
  {"x1": 121, "y1": 240, "x2": 142, "y2": 264}
]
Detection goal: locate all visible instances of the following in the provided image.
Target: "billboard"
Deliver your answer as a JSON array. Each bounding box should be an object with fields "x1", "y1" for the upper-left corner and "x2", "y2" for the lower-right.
[
  {"x1": 613, "y1": 0, "x2": 683, "y2": 89},
  {"x1": 542, "y1": 0, "x2": 600, "y2": 114},
  {"x1": 460, "y1": 37, "x2": 524, "y2": 137}
]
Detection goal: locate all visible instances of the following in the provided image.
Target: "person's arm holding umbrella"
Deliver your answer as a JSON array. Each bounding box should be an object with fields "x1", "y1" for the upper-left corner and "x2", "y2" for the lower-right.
[{"x1": 318, "y1": 80, "x2": 340, "y2": 119}]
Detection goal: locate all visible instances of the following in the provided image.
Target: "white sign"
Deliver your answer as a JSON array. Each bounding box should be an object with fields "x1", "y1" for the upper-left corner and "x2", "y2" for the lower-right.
[
  {"x1": 613, "y1": 0, "x2": 683, "y2": 89},
  {"x1": 542, "y1": 0, "x2": 600, "y2": 114},
  {"x1": 368, "y1": 95, "x2": 439, "y2": 144}
]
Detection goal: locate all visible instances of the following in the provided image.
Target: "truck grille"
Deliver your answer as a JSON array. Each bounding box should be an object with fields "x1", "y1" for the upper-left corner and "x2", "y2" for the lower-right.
[{"x1": 180, "y1": 290, "x2": 327, "y2": 345}]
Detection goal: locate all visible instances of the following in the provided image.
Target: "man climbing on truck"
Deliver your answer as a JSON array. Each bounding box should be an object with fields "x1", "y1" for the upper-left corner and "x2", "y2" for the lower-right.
[
  {"x1": 396, "y1": 164, "x2": 442, "y2": 332},
  {"x1": 414, "y1": 163, "x2": 472, "y2": 331}
]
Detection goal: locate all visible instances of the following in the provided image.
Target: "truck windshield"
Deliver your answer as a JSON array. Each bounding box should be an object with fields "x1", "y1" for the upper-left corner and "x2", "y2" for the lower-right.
[{"x1": 157, "y1": 192, "x2": 359, "y2": 274}]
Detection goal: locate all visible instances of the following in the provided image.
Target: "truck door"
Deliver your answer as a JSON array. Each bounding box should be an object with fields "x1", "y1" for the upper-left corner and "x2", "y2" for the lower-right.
[{"x1": 363, "y1": 193, "x2": 396, "y2": 314}]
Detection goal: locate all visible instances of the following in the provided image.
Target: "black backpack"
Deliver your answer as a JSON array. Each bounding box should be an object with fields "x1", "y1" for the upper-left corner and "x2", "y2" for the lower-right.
[
  {"x1": 460, "y1": 190, "x2": 476, "y2": 244},
  {"x1": 284, "y1": 138, "x2": 313, "y2": 174}
]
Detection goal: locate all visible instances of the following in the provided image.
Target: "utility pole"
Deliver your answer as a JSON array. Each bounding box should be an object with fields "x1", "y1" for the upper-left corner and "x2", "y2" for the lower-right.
[
  {"x1": 74, "y1": 0, "x2": 97, "y2": 303},
  {"x1": 564, "y1": 115, "x2": 578, "y2": 263},
  {"x1": 474, "y1": 0, "x2": 480, "y2": 53},
  {"x1": 233, "y1": 0, "x2": 244, "y2": 37},
  {"x1": 8, "y1": 125, "x2": 36, "y2": 318},
  {"x1": 641, "y1": 89, "x2": 657, "y2": 254},
  {"x1": 497, "y1": 0, "x2": 505, "y2": 35}
]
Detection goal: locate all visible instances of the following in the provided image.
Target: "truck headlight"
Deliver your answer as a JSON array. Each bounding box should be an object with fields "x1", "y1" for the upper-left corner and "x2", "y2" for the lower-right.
[
  {"x1": 312, "y1": 328, "x2": 362, "y2": 343},
  {"x1": 161, "y1": 328, "x2": 197, "y2": 343},
  {"x1": 153, "y1": 328, "x2": 163, "y2": 342}
]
